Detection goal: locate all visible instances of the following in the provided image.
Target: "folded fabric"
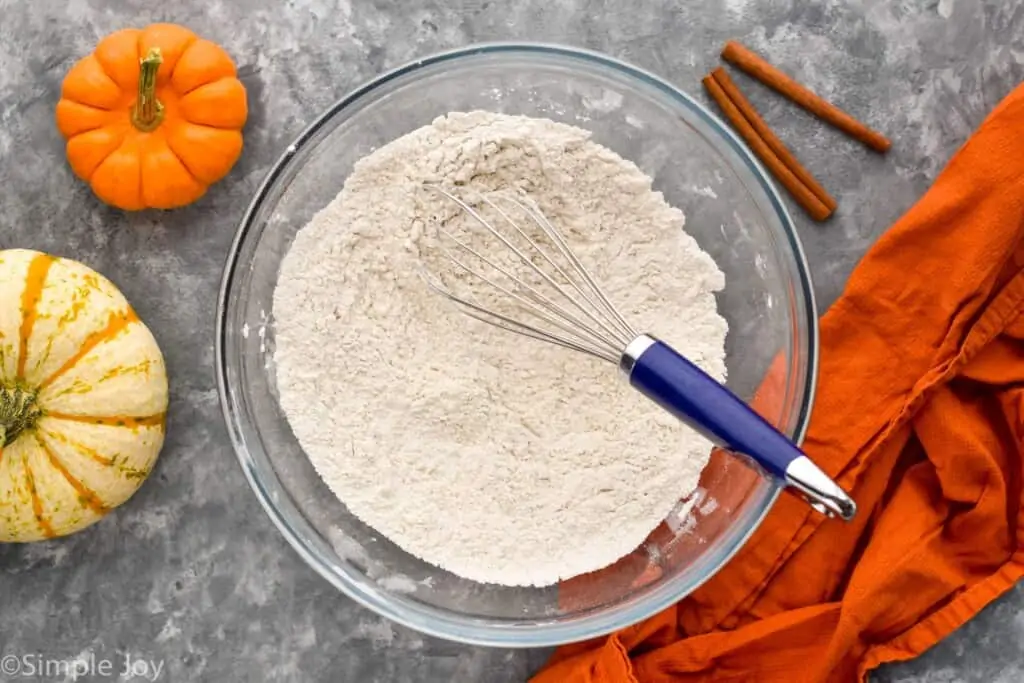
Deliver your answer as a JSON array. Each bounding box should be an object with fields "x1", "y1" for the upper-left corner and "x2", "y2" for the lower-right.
[{"x1": 532, "y1": 81, "x2": 1024, "y2": 683}]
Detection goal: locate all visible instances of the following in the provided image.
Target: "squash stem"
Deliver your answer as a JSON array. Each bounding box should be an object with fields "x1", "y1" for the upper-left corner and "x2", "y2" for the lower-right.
[
  {"x1": 0, "y1": 385, "x2": 41, "y2": 447},
  {"x1": 131, "y1": 47, "x2": 165, "y2": 132}
]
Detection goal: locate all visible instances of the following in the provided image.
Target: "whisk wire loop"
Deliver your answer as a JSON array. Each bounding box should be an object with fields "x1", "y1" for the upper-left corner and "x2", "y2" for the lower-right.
[
  {"x1": 503, "y1": 194, "x2": 637, "y2": 343},
  {"x1": 476, "y1": 193, "x2": 637, "y2": 347},
  {"x1": 435, "y1": 227, "x2": 623, "y2": 357},
  {"x1": 431, "y1": 241, "x2": 622, "y2": 362},
  {"x1": 424, "y1": 185, "x2": 637, "y2": 360}
]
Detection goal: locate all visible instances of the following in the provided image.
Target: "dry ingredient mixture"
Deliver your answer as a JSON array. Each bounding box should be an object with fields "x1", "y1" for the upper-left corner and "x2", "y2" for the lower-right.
[{"x1": 272, "y1": 111, "x2": 728, "y2": 587}]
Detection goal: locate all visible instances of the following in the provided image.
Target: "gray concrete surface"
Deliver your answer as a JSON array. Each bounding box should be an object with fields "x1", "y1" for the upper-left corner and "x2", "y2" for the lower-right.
[{"x1": 0, "y1": 0, "x2": 1021, "y2": 680}]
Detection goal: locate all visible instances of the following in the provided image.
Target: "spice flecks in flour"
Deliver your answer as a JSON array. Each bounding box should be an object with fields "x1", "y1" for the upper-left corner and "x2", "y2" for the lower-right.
[{"x1": 272, "y1": 111, "x2": 728, "y2": 587}]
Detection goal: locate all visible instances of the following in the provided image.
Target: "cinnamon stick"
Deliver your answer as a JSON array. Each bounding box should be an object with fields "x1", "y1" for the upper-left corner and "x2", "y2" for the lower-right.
[
  {"x1": 710, "y1": 67, "x2": 837, "y2": 213},
  {"x1": 721, "y1": 40, "x2": 891, "y2": 153},
  {"x1": 701, "y1": 73, "x2": 833, "y2": 221}
]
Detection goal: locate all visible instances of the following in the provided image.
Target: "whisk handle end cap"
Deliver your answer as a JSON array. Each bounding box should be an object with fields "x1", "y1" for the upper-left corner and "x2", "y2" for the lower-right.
[{"x1": 784, "y1": 456, "x2": 857, "y2": 521}]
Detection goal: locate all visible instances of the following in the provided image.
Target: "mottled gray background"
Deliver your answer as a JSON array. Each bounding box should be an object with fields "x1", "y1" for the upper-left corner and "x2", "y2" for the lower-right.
[{"x1": 0, "y1": 0, "x2": 1021, "y2": 681}]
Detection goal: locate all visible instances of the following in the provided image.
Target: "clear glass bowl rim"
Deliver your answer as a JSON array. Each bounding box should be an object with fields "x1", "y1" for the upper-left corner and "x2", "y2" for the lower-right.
[{"x1": 215, "y1": 41, "x2": 820, "y2": 648}]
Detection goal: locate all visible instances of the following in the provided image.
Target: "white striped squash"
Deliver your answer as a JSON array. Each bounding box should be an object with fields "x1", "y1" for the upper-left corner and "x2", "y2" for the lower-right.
[{"x1": 0, "y1": 249, "x2": 168, "y2": 542}]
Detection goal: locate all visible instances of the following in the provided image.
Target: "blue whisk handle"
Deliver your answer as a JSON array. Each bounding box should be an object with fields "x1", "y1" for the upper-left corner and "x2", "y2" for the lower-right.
[{"x1": 622, "y1": 335, "x2": 856, "y2": 521}]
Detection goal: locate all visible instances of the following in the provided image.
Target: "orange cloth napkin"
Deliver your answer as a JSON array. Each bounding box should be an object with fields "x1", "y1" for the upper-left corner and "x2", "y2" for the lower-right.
[{"x1": 532, "y1": 82, "x2": 1024, "y2": 683}]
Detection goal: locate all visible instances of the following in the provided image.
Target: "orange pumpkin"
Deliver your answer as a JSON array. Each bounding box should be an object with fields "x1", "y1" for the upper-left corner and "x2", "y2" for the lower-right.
[{"x1": 56, "y1": 24, "x2": 247, "y2": 210}]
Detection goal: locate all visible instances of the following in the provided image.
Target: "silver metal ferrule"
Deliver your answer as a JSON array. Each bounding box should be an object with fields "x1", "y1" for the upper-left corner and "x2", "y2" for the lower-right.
[
  {"x1": 619, "y1": 334, "x2": 657, "y2": 378},
  {"x1": 785, "y1": 455, "x2": 857, "y2": 521}
]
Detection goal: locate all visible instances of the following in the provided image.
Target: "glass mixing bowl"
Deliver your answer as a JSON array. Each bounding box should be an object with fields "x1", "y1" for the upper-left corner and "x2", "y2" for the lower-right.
[{"x1": 216, "y1": 43, "x2": 818, "y2": 647}]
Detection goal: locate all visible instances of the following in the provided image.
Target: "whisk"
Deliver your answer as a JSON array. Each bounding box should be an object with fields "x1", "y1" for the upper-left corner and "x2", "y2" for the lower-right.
[{"x1": 420, "y1": 185, "x2": 856, "y2": 521}]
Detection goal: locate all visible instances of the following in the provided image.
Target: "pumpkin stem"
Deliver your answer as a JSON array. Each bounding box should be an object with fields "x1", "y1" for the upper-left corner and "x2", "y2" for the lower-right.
[
  {"x1": 0, "y1": 385, "x2": 41, "y2": 448},
  {"x1": 131, "y1": 47, "x2": 165, "y2": 133}
]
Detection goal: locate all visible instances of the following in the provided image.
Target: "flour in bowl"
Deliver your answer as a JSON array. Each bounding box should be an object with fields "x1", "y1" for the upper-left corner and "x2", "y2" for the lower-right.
[{"x1": 272, "y1": 111, "x2": 728, "y2": 587}]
